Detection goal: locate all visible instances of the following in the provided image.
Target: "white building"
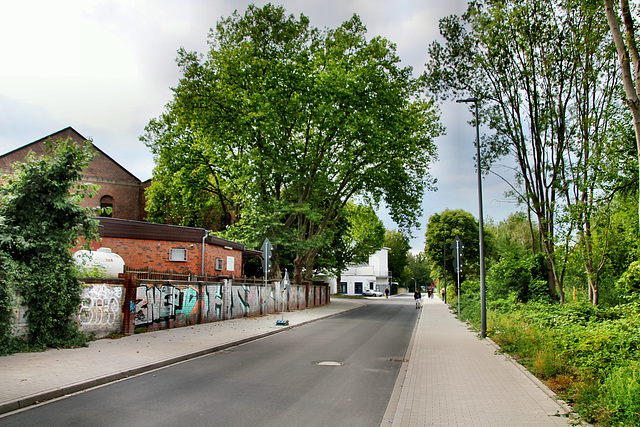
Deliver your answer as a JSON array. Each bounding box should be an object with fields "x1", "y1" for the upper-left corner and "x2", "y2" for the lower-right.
[{"x1": 318, "y1": 248, "x2": 391, "y2": 296}]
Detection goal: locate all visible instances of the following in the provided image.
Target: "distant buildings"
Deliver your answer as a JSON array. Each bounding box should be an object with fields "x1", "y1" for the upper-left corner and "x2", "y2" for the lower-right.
[{"x1": 318, "y1": 248, "x2": 391, "y2": 296}]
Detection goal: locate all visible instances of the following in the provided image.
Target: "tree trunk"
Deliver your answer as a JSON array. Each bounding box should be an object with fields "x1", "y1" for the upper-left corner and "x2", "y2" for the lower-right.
[
  {"x1": 293, "y1": 256, "x2": 305, "y2": 287},
  {"x1": 539, "y1": 219, "x2": 563, "y2": 303},
  {"x1": 605, "y1": 0, "x2": 640, "y2": 232}
]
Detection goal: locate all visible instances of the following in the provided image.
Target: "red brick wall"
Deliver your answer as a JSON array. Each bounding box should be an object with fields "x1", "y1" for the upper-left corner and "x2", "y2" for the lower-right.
[
  {"x1": 97, "y1": 237, "x2": 242, "y2": 278},
  {"x1": 1, "y1": 128, "x2": 146, "y2": 221},
  {"x1": 81, "y1": 180, "x2": 142, "y2": 220}
]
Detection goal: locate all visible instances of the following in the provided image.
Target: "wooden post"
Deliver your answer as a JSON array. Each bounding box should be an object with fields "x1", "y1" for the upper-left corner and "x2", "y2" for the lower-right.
[
  {"x1": 119, "y1": 273, "x2": 137, "y2": 336},
  {"x1": 305, "y1": 282, "x2": 310, "y2": 308}
]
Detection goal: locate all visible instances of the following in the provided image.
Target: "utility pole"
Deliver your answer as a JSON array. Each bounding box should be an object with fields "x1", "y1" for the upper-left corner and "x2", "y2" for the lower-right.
[{"x1": 456, "y1": 97, "x2": 487, "y2": 338}]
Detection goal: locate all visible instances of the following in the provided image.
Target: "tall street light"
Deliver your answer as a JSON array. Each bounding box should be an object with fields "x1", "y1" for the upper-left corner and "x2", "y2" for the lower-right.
[
  {"x1": 456, "y1": 97, "x2": 487, "y2": 339},
  {"x1": 441, "y1": 220, "x2": 446, "y2": 304}
]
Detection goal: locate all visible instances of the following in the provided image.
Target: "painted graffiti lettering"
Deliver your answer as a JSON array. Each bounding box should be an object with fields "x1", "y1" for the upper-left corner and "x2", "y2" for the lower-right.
[
  {"x1": 134, "y1": 284, "x2": 209, "y2": 326},
  {"x1": 79, "y1": 285, "x2": 123, "y2": 326}
]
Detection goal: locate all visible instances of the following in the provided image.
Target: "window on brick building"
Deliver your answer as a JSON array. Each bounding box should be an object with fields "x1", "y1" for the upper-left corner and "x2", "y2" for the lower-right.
[
  {"x1": 170, "y1": 248, "x2": 188, "y2": 262},
  {"x1": 100, "y1": 195, "x2": 114, "y2": 217},
  {"x1": 215, "y1": 258, "x2": 223, "y2": 270}
]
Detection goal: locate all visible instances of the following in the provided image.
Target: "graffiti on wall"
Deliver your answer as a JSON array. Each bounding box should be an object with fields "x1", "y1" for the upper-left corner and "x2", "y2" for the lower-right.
[
  {"x1": 229, "y1": 285, "x2": 261, "y2": 318},
  {"x1": 213, "y1": 284, "x2": 223, "y2": 319},
  {"x1": 79, "y1": 284, "x2": 123, "y2": 326},
  {"x1": 235, "y1": 285, "x2": 250, "y2": 315},
  {"x1": 131, "y1": 282, "x2": 319, "y2": 327},
  {"x1": 135, "y1": 284, "x2": 209, "y2": 326}
]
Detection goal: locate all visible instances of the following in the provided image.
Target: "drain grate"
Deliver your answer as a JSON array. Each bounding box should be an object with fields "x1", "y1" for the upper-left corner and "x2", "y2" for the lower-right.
[{"x1": 390, "y1": 358, "x2": 409, "y2": 363}]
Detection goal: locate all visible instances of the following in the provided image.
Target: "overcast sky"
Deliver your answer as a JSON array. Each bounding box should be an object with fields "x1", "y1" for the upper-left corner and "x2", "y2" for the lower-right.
[{"x1": 0, "y1": 0, "x2": 519, "y2": 251}]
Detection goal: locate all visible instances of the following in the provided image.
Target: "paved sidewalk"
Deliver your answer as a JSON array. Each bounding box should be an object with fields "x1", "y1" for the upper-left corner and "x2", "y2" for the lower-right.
[
  {"x1": 380, "y1": 296, "x2": 580, "y2": 426},
  {"x1": 0, "y1": 298, "x2": 363, "y2": 416}
]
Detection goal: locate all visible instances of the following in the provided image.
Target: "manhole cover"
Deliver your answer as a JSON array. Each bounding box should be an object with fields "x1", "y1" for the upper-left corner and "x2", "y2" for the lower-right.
[{"x1": 315, "y1": 361, "x2": 344, "y2": 366}]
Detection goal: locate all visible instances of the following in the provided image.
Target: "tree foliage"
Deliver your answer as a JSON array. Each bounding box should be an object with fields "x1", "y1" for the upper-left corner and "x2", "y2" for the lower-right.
[
  {"x1": 142, "y1": 4, "x2": 442, "y2": 286},
  {"x1": 384, "y1": 229, "x2": 411, "y2": 288},
  {"x1": 487, "y1": 212, "x2": 540, "y2": 257},
  {"x1": 604, "y1": 0, "x2": 640, "y2": 230},
  {"x1": 0, "y1": 139, "x2": 99, "y2": 351},
  {"x1": 316, "y1": 202, "x2": 385, "y2": 280},
  {"x1": 425, "y1": 0, "x2": 624, "y2": 303},
  {"x1": 425, "y1": 209, "x2": 493, "y2": 285},
  {"x1": 407, "y1": 251, "x2": 433, "y2": 291}
]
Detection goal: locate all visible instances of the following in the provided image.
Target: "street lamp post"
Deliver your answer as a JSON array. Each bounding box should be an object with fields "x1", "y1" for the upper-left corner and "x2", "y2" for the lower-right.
[
  {"x1": 441, "y1": 221, "x2": 446, "y2": 304},
  {"x1": 456, "y1": 97, "x2": 487, "y2": 339}
]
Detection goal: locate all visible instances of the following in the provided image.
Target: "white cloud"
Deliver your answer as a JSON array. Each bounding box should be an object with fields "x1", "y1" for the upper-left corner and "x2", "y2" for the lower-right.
[{"x1": 0, "y1": 0, "x2": 516, "y2": 252}]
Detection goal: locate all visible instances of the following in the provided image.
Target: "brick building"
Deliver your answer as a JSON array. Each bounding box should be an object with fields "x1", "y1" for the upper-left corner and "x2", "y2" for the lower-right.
[
  {"x1": 1, "y1": 128, "x2": 263, "y2": 278},
  {"x1": 0, "y1": 127, "x2": 149, "y2": 221},
  {"x1": 94, "y1": 217, "x2": 261, "y2": 279}
]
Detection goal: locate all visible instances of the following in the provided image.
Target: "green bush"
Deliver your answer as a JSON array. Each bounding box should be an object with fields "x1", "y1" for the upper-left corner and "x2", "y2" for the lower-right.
[
  {"x1": 615, "y1": 260, "x2": 640, "y2": 294},
  {"x1": 602, "y1": 360, "x2": 640, "y2": 425},
  {"x1": 488, "y1": 253, "x2": 549, "y2": 302},
  {"x1": 0, "y1": 139, "x2": 99, "y2": 352},
  {"x1": 0, "y1": 253, "x2": 17, "y2": 354},
  {"x1": 480, "y1": 299, "x2": 640, "y2": 426}
]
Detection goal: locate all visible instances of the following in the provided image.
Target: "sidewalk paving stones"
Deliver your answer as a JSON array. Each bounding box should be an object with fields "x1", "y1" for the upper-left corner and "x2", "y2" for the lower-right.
[{"x1": 380, "y1": 296, "x2": 583, "y2": 426}]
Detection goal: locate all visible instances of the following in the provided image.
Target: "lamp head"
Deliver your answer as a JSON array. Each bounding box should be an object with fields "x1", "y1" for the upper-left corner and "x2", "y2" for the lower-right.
[{"x1": 456, "y1": 97, "x2": 478, "y2": 103}]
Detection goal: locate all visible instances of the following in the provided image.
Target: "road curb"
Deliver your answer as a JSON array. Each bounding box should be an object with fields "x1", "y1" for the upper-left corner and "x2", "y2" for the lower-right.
[
  {"x1": 378, "y1": 303, "x2": 421, "y2": 426},
  {"x1": 484, "y1": 337, "x2": 591, "y2": 426}
]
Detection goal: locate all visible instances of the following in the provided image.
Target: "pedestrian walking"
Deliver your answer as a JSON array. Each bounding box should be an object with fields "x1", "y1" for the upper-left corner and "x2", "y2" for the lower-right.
[
  {"x1": 414, "y1": 290, "x2": 421, "y2": 309},
  {"x1": 427, "y1": 286, "x2": 433, "y2": 299},
  {"x1": 385, "y1": 288, "x2": 389, "y2": 298}
]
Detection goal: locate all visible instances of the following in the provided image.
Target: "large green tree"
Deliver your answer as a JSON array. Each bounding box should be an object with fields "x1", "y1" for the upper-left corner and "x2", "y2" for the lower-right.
[
  {"x1": 486, "y1": 213, "x2": 549, "y2": 302},
  {"x1": 0, "y1": 139, "x2": 99, "y2": 350},
  {"x1": 487, "y1": 212, "x2": 539, "y2": 258},
  {"x1": 407, "y1": 251, "x2": 433, "y2": 291},
  {"x1": 426, "y1": 0, "x2": 623, "y2": 303},
  {"x1": 316, "y1": 202, "x2": 385, "y2": 288},
  {"x1": 424, "y1": 209, "x2": 494, "y2": 285},
  {"x1": 143, "y1": 4, "x2": 442, "y2": 285},
  {"x1": 384, "y1": 229, "x2": 411, "y2": 289},
  {"x1": 604, "y1": 0, "x2": 640, "y2": 228}
]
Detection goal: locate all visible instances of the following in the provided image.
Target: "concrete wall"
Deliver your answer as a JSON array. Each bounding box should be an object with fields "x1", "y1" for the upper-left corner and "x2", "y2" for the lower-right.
[
  {"x1": 9, "y1": 279, "x2": 328, "y2": 339},
  {"x1": 131, "y1": 281, "x2": 316, "y2": 332},
  {"x1": 12, "y1": 283, "x2": 126, "y2": 339},
  {"x1": 78, "y1": 283, "x2": 125, "y2": 336}
]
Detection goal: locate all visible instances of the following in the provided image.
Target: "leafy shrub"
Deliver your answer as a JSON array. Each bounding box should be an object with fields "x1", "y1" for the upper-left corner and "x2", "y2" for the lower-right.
[
  {"x1": 488, "y1": 253, "x2": 549, "y2": 302},
  {"x1": 0, "y1": 252, "x2": 17, "y2": 354},
  {"x1": 615, "y1": 260, "x2": 640, "y2": 294},
  {"x1": 483, "y1": 300, "x2": 640, "y2": 426},
  {"x1": 531, "y1": 345, "x2": 564, "y2": 379},
  {"x1": 602, "y1": 360, "x2": 640, "y2": 425},
  {"x1": 72, "y1": 252, "x2": 107, "y2": 278},
  {"x1": 0, "y1": 139, "x2": 99, "y2": 351}
]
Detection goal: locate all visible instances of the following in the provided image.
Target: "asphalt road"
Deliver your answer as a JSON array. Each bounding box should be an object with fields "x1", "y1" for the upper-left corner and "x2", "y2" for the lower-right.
[{"x1": 0, "y1": 295, "x2": 418, "y2": 427}]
